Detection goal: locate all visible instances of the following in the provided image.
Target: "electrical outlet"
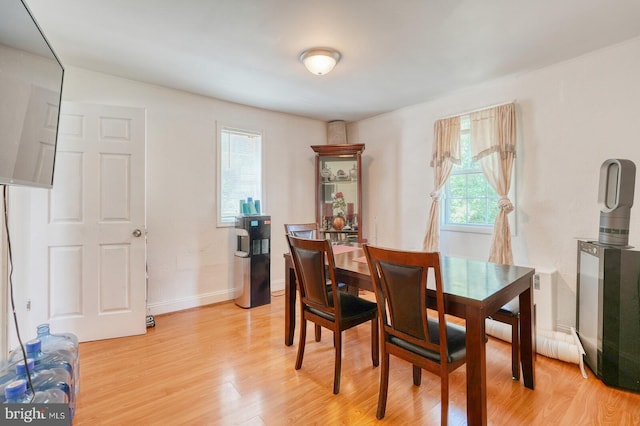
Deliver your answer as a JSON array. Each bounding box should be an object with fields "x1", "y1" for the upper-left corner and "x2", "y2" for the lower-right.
[
  {"x1": 533, "y1": 274, "x2": 540, "y2": 290},
  {"x1": 26, "y1": 299, "x2": 31, "y2": 311}
]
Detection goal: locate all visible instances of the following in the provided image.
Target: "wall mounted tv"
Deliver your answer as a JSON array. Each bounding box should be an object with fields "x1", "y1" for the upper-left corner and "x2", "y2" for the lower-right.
[{"x1": 0, "y1": 0, "x2": 64, "y2": 189}]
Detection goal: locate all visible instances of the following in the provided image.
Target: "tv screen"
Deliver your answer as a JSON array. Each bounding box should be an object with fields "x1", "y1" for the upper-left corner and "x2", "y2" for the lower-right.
[{"x1": 0, "y1": 0, "x2": 64, "y2": 188}]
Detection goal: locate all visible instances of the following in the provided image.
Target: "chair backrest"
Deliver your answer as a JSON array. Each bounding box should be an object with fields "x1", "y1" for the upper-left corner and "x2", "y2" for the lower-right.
[
  {"x1": 284, "y1": 223, "x2": 319, "y2": 239},
  {"x1": 286, "y1": 235, "x2": 339, "y2": 315},
  {"x1": 363, "y1": 245, "x2": 448, "y2": 357}
]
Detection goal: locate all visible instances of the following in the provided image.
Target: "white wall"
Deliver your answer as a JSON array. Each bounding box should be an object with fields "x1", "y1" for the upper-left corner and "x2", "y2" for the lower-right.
[
  {"x1": 349, "y1": 37, "x2": 640, "y2": 331},
  {"x1": 60, "y1": 66, "x2": 325, "y2": 314}
]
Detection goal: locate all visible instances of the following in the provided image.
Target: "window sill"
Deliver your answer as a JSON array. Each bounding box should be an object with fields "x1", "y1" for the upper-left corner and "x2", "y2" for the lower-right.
[{"x1": 441, "y1": 224, "x2": 494, "y2": 235}]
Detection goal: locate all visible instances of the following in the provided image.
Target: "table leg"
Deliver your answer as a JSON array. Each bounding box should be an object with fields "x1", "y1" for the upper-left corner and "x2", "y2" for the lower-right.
[
  {"x1": 465, "y1": 306, "x2": 488, "y2": 426},
  {"x1": 285, "y1": 261, "x2": 296, "y2": 346},
  {"x1": 520, "y1": 282, "x2": 536, "y2": 389}
]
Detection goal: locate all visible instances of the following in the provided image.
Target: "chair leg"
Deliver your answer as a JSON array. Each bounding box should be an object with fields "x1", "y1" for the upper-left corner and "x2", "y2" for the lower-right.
[
  {"x1": 295, "y1": 317, "x2": 307, "y2": 370},
  {"x1": 315, "y1": 325, "x2": 322, "y2": 342},
  {"x1": 440, "y1": 373, "x2": 449, "y2": 426},
  {"x1": 412, "y1": 365, "x2": 422, "y2": 386},
  {"x1": 492, "y1": 311, "x2": 521, "y2": 381},
  {"x1": 371, "y1": 316, "x2": 379, "y2": 367},
  {"x1": 512, "y1": 317, "x2": 520, "y2": 380},
  {"x1": 333, "y1": 330, "x2": 342, "y2": 394},
  {"x1": 376, "y1": 351, "x2": 390, "y2": 420}
]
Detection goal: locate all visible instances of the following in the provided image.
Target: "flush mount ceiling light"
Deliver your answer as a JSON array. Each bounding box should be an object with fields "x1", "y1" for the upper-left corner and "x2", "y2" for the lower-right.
[{"x1": 299, "y1": 48, "x2": 341, "y2": 75}]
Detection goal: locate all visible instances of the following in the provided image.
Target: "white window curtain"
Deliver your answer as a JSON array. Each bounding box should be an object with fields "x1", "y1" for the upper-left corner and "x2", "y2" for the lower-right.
[
  {"x1": 469, "y1": 103, "x2": 516, "y2": 264},
  {"x1": 422, "y1": 116, "x2": 460, "y2": 252}
]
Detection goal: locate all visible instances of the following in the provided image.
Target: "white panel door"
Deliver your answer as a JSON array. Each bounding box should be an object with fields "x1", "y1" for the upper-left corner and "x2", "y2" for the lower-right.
[{"x1": 29, "y1": 102, "x2": 146, "y2": 342}]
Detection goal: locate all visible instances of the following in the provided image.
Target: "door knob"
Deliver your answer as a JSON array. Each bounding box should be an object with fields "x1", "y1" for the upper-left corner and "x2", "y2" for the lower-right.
[{"x1": 132, "y1": 229, "x2": 143, "y2": 238}]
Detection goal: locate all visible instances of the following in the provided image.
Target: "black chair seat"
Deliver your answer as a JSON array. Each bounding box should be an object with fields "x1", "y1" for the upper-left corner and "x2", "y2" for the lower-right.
[
  {"x1": 389, "y1": 319, "x2": 466, "y2": 364},
  {"x1": 309, "y1": 292, "x2": 377, "y2": 323},
  {"x1": 496, "y1": 299, "x2": 519, "y2": 317}
]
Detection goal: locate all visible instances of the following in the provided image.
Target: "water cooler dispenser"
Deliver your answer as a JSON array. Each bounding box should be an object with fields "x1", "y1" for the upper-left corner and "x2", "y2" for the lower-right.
[{"x1": 234, "y1": 215, "x2": 271, "y2": 308}]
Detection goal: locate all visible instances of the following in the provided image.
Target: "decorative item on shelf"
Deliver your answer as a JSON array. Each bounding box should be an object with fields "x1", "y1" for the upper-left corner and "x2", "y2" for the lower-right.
[
  {"x1": 346, "y1": 203, "x2": 354, "y2": 222},
  {"x1": 336, "y1": 169, "x2": 348, "y2": 180},
  {"x1": 331, "y1": 191, "x2": 347, "y2": 231},
  {"x1": 321, "y1": 166, "x2": 332, "y2": 181},
  {"x1": 332, "y1": 215, "x2": 346, "y2": 231},
  {"x1": 323, "y1": 202, "x2": 333, "y2": 218},
  {"x1": 332, "y1": 191, "x2": 346, "y2": 217},
  {"x1": 349, "y1": 164, "x2": 357, "y2": 181}
]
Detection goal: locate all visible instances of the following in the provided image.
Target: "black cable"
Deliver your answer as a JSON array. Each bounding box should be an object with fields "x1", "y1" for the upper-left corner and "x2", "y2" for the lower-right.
[{"x1": 3, "y1": 185, "x2": 35, "y2": 402}]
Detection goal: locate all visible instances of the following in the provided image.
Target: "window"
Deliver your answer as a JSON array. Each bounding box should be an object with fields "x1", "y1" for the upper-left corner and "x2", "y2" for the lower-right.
[
  {"x1": 442, "y1": 116, "x2": 499, "y2": 231},
  {"x1": 217, "y1": 125, "x2": 262, "y2": 226}
]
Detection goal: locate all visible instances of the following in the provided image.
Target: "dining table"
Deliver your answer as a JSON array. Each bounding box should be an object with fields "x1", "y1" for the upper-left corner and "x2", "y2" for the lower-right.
[{"x1": 283, "y1": 244, "x2": 536, "y2": 426}]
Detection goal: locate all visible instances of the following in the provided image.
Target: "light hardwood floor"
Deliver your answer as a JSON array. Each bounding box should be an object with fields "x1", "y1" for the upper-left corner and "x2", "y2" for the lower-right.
[{"x1": 73, "y1": 292, "x2": 640, "y2": 425}]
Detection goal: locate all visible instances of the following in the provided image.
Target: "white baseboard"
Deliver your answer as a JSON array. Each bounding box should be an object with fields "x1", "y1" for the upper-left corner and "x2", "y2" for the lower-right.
[
  {"x1": 556, "y1": 324, "x2": 573, "y2": 334},
  {"x1": 146, "y1": 277, "x2": 286, "y2": 316},
  {"x1": 147, "y1": 289, "x2": 235, "y2": 316},
  {"x1": 147, "y1": 279, "x2": 284, "y2": 315},
  {"x1": 271, "y1": 278, "x2": 285, "y2": 292}
]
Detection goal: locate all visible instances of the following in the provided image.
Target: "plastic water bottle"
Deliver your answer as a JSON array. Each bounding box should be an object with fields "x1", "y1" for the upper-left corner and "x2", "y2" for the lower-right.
[
  {"x1": 0, "y1": 367, "x2": 18, "y2": 403},
  {"x1": 25, "y1": 339, "x2": 75, "y2": 398},
  {"x1": 32, "y1": 388, "x2": 68, "y2": 404},
  {"x1": 26, "y1": 338, "x2": 73, "y2": 373},
  {"x1": 36, "y1": 324, "x2": 80, "y2": 393},
  {"x1": 15, "y1": 358, "x2": 73, "y2": 415},
  {"x1": 3, "y1": 378, "x2": 68, "y2": 405},
  {"x1": 36, "y1": 324, "x2": 79, "y2": 362},
  {"x1": 3, "y1": 379, "x2": 31, "y2": 403},
  {"x1": 5, "y1": 345, "x2": 30, "y2": 369}
]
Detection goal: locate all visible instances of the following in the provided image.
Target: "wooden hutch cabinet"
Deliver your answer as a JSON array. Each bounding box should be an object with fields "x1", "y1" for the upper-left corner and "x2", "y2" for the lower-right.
[{"x1": 311, "y1": 143, "x2": 365, "y2": 243}]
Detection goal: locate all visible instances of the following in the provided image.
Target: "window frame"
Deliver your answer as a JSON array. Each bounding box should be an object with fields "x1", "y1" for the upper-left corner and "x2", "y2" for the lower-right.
[
  {"x1": 216, "y1": 123, "x2": 264, "y2": 227},
  {"x1": 440, "y1": 116, "x2": 516, "y2": 235},
  {"x1": 442, "y1": 172, "x2": 499, "y2": 235}
]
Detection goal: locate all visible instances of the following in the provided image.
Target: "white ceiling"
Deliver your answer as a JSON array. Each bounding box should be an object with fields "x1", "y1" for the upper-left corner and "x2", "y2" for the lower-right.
[{"x1": 25, "y1": 0, "x2": 640, "y2": 122}]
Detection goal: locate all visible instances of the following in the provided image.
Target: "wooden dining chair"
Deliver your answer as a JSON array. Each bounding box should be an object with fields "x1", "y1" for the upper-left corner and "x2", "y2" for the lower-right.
[
  {"x1": 284, "y1": 222, "x2": 318, "y2": 239},
  {"x1": 490, "y1": 305, "x2": 520, "y2": 380},
  {"x1": 284, "y1": 222, "x2": 350, "y2": 343},
  {"x1": 284, "y1": 223, "x2": 323, "y2": 342},
  {"x1": 363, "y1": 244, "x2": 467, "y2": 424},
  {"x1": 286, "y1": 235, "x2": 379, "y2": 394}
]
